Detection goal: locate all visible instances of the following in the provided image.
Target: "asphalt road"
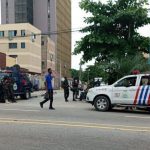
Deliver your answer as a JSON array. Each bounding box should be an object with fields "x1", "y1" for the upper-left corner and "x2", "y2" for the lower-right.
[{"x1": 0, "y1": 91, "x2": 150, "y2": 150}]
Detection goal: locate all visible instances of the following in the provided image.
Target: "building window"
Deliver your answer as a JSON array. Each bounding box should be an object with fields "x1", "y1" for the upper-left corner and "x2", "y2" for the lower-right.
[
  {"x1": 0, "y1": 31, "x2": 4, "y2": 37},
  {"x1": 21, "y1": 42, "x2": 25, "y2": 48},
  {"x1": 6, "y1": 1, "x2": 8, "y2": 6},
  {"x1": 41, "y1": 41, "x2": 44, "y2": 45},
  {"x1": 15, "y1": 0, "x2": 33, "y2": 24},
  {"x1": 42, "y1": 61, "x2": 46, "y2": 69},
  {"x1": 9, "y1": 43, "x2": 17, "y2": 49},
  {"x1": 21, "y1": 30, "x2": 26, "y2": 37},
  {"x1": 8, "y1": 30, "x2": 17, "y2": 38},
  {"x1": 48, "y1": 14, "x2": 50, "y2": 18},
  {"x1": 6, "y1": 0, "x2": 9, "y2": 23},
  {"x1": 50, "y1": 54, "x2": 53, "y2": 61},
  {"x1": 31, "y1": 32, "x2": 36, "y2": 42},
  {"x1": 47, "y1": 0, "x2": 51, "y2": 34}
]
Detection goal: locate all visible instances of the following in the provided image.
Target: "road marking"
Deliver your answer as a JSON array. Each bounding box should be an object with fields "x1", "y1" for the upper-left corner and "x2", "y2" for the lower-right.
[
  {"x1": 125, "y1": 116, "x2": 150, "y2": 119},
  {"x1": 0, "y1": 118, "x2": 149, "y2": 132},
  {"x1": 0, "y1": 108, "x2": 40, "y2": 112}
]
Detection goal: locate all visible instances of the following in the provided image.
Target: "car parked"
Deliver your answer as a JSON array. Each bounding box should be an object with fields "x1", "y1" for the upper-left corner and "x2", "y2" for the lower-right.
[
  {"x1": 0, "y1": 70, "x2": 33, "y2": 99},
  {"x1": 86, "y1": 74, "x2": 150, "y2": 111}
]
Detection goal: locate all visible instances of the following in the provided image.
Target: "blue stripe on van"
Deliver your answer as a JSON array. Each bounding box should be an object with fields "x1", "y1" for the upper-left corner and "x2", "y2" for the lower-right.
[
  {"x1": 143, "y1": 86, "x2": 149, "y2": 105},
  {"x1": 138, "y1": 86, "x2": 145, "y2": 105}
]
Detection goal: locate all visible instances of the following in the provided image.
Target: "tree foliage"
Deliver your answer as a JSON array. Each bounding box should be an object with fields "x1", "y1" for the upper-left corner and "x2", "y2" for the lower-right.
[
  {"x1": 74, "y1": 0, "x2": 150, "y2": 63},
  {"x1": 81, "y1": 64, "x2": 104, "y2": 82},
  {"x1": 70, "y1": 69, "x2": 79, "y2": 78},
  {"x1": 82, "y1": 53, "x2": 150, "y2": 84}
]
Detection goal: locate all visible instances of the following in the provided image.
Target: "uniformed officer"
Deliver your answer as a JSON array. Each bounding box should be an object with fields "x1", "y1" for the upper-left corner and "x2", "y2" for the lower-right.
[
  {"x1": 0, "y1": 80, "x2": 5, "y2": 103},
  {"x1": 72, "y1": 77, "x2": 79, "y2": 101},
  {"x1": 3, "y1": 76, "x2": 16, "y2": 103},
  {"x1": 62, "y1": 77, "x2": 69, "y2": 102}
]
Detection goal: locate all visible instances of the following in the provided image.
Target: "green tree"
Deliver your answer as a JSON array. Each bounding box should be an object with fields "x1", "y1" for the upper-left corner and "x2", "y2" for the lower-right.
[
  {"x1": 70, "y1": 69, "x2": 79, "y2": 78},
  {"x1": 81, "y1": 53, "x2": 150, "y2": 85},
  {"x1": 82, "y1": 64, "x2": 105, "y2": 82},
  {"x1": 98, "y1": 53, "x2": 150, "y2": 84},
  {"x1": 74, "y1": 0, "x2": 150, "y2": 63}
]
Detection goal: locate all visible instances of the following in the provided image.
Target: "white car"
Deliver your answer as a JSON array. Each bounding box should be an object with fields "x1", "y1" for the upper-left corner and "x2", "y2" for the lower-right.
[{"x1": 86, "y1": 74, "x2": 150, "y2": 111}]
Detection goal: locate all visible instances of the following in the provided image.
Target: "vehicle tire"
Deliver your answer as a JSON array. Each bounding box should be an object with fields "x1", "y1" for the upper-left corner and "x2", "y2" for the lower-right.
[
  {"x1": 94, "y1": 96, "x2": 110, "y2": 111},
  {"x1": 146, "y1": 107, "x2": 150, "y2": 112},
  {"x1": 22, "y1": 90, "x2": 30, "y2": 99}
]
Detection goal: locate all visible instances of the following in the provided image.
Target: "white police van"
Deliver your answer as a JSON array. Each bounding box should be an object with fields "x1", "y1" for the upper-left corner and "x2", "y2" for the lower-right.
[{"x1": 86, "y1": 74, "x2": 150, "y2": 111}]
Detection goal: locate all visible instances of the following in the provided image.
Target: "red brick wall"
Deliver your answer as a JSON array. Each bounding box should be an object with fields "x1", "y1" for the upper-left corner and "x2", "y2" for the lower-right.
[{"x1": 0, "y1": 52, "x2": 6, "y2": 68}]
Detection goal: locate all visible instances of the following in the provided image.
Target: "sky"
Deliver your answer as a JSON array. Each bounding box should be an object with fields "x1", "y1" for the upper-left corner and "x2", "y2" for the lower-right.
[
  {"x1": 71, "y1": 0, "x2": 90, "y2": 70},
  {"x1": 71, "y1": 0, "x2": 150, "y2": 70},
  {"x1": 71, "y1": 0, "x2": 112, "y2": 70}
]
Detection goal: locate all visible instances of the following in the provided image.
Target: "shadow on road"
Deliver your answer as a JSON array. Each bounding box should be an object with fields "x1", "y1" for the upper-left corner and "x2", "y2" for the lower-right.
[{"x1": 85, "y1": 107, "x2": 150, "y2": 115}]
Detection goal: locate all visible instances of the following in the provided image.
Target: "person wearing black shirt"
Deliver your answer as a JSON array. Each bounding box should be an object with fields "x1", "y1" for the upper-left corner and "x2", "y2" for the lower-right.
[
  {"x1": 72, "y1": 78, "x2": 79, "y2": 101},
  {"x1": 62, "y1": 77, "x2": 69, "y2": 102}
]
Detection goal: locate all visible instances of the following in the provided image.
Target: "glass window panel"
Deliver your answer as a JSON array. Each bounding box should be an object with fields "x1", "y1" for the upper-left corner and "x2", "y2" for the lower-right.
[
  {"x1": 9, "y1": 43, "x2": 17, "y2": 49},
  {"x1": 21, "y1": 42, "x2": 25, "y2": 48}
]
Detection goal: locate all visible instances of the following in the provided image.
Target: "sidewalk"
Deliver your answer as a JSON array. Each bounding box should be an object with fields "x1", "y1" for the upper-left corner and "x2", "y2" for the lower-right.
[{"x1": 31, "y1": 89, "x2": 63, "y2": 98}]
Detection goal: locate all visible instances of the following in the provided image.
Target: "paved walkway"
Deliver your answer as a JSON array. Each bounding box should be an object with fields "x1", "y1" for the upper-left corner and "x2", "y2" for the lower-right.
[{"x1": 31, "y1": 89, "x2": 63, "y2": 97}]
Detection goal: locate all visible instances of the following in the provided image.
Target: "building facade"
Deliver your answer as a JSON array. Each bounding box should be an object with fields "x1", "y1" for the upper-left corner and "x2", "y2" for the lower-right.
[
  {"x1": 0, "y1": 52, "x2": 6, "y2": 68},
  {"x1": 0, "y1": 0, "x2": 33, "y2": 24},
  {"x1": 56, "y1": 0, "x2": 71, "y2": 78},
  {"x1": 0, "y1": 0, "x2": 71, "y2": 79},
  {"x1": 41, "y1": 35, "x2": 55, "y2": 74},
  {"x1": 0, "y1": 52, "x2": 16, "y2": 68},
  {"x1": 33, "y1": 0, "x2": 71, "y2": 79},
  {"x1": 0, "y1": 23, "x2": 41, "y2": 73}
]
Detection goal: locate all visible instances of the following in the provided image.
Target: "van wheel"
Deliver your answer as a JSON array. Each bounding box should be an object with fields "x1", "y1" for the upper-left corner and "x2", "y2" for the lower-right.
[
  {"x1": 146, "y1": 107, "x2": 150, "y2": 112},
  {"x1": 94, "y1": 96, "x2": 110, "y2": 111},
  {"x1": 25, "y1": 91, "x2": 30, "y2": 99},
  {"x1": 21, "y1": 91, "x2": 30, "y2": 99}
]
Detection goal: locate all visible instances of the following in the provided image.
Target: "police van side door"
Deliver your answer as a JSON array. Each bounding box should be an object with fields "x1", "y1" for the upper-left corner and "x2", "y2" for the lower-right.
[
  {"x1": 133, "y1": 75, "x2": 150, "y2": 106},
  {"x1": 112, "y1": 76, "x2": 137, "y2": 104}
]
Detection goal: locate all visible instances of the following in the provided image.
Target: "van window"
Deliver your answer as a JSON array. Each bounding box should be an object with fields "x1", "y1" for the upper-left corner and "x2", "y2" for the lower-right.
[
  {"x1": 140, "y1": 76, "x2": 150, "y2": 86},
  {"x1": 115, "y1": 77, "x2": 137, "y2": 87}
]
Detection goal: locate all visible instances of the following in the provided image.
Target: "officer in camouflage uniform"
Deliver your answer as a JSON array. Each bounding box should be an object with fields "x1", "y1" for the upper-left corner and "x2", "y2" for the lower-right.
[
  {"x1": 3, "y1": 76, "x2": 16, "y2": 103},
  {"x1": 0, "y1": 79, "x2": 5, "y2": 103}
]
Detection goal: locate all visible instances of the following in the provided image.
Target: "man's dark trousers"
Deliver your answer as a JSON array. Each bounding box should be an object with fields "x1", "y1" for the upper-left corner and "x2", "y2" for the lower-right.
[
  {"x1": 41, "y1": 89, "x2": 53, "y2": 108},
  {"x1": 64, "y1": 88, "x2": 69, "y2": 101}
]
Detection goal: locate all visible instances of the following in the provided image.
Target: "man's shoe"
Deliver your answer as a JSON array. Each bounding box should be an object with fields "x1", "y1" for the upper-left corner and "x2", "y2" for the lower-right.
[
  {"x1": 49, "y1": 107, "x2": 55, "y2": 110},
  {"x1": 73, "y1": 99, "x2": 76, "y2": 101},
  {"x1": 40, "y1": 102, "x2": 43, "y2": 108},
  {"x1": 65, "y1": 100, "x2": 69, "y2": 102}
]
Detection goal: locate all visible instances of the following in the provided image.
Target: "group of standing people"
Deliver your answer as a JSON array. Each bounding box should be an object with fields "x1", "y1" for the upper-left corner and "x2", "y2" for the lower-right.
[
  {"x1": 62, "y1": 76, "x2": 88, "y2": 102},
  {"x1": 39, "y1": 68, "x2": 87, "y2": 110},
  {"x1": 62, "y1": 76, "x2": 80, "y2": 102}
]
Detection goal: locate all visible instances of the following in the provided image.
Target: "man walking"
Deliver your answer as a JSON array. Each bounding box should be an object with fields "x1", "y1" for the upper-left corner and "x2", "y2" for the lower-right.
[
  {"x1": 40, "y1": 68, "x2": 55, "y2": 110},
  {"x1": 62, "y1": 77, "x2": 69, "y2": 102}
]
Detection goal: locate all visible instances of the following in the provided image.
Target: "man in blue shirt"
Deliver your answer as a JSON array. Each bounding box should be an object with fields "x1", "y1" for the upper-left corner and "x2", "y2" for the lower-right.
[{"x1": 40, "y1": 68, "x2": 55, "y2": 110}]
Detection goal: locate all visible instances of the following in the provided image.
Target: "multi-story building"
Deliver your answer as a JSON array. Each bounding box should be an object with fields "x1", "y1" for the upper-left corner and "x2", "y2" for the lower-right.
[
  {"x1": 41, "y1": 35, "x2": 55, "y2": 74},
  {"x1": 0, "y1": 23, "x2": 41, "y2": 73},
  {"x1": 1, "y1": 0, "x2": 33, "y2": 24},
  {"x1": 0, "y1": 52, "x2": 16, "y2": 68},
  {"x1": 0, "y1": 0, "x2": 72, "y2": 79},
  {"x1": 34, "y1": 0, "x2": 72, "y2": 79},
  {"x1": 41, "y1": 35, "x2": 61, "y2": 88}
]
